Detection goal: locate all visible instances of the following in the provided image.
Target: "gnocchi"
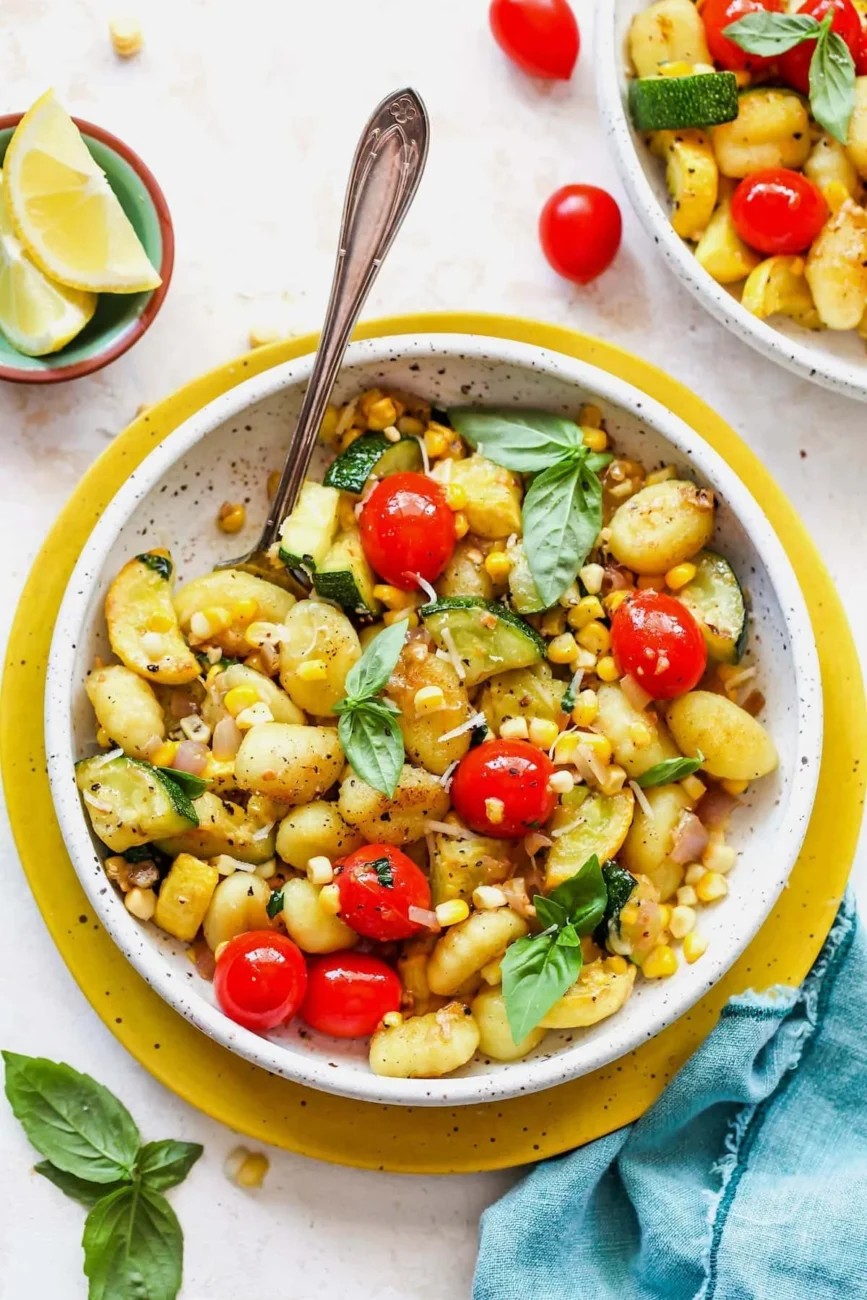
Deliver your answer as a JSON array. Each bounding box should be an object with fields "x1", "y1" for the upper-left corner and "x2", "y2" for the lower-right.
[
  {"x1": 278, "y1": 600, "x2": 361, "y2": 713},
  {"x1": 235, "y1": 723, "x2": 345, "y2": 805},
  {"x1": 202, "y1": 872, "x2": 273, "y2": 953},
  {"x1": 608, "y1": 480, "x2": 715, "y2": 575},
  {"x1": 427, "y1": 909, "x2": 528, "y2": 997},
  {"x1": 338, "y1": 763, "x2": 450, "y2": 845},
  {"x1": 85, "y1": 664, "x2": 165, "y2": 759},
  {"x1": 280, "y1": 876, "x2": 358, "y2": 953},
  {"x1": 369, "y1": 1002, "x2": 480, "y2": 1078},
  {"x1": 275, "y1": 800, "x2": 364, "y2": 870}
]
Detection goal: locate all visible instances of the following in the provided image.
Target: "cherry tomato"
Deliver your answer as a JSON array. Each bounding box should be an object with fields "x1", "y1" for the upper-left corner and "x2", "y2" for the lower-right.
[
  {"x1": 359, "y1": 471, "x2": 455, "y2": 591},
  {"x1": 610, "y1": 590, "x2": 707, "y2": 700},
  {"x1": 335, "y1": 843, "x2": 432, "y2": 941},
  {"x1": 730, "y1": 168, "x2": 828, "y2": 255},
  {"x1": 214, "y1": 931, "x2": 307, "y2": 1034},
  {"x1": 450, "y1": 739, "x2": 556, "y2": 839},
  {"x1": 779, "y1": 0, "x2": 861, "y2": 92},
  {"x1": 489, "y1": 0, "x2": 580, "y2": 80},
  {"x1": 300, "y1": 951, "x2": 402, "y2": 1038},
  {"x1": 855, "y1": 22, "x2": 867, "y2": 72},
  {"x1": 701, "y1": 0, "x2": 783, "y2": 71},
  {"x1": 539, "y1": 185, "x2": 622, "y2": 285}
]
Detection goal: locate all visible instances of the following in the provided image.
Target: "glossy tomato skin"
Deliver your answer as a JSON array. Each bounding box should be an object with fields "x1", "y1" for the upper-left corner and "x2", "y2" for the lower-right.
[
  {"x1": 335, "y1": 843, "x2": 432, "y2": 941},
  {"x1": 611, "y1": 590, "x2": 707, "y2": 700},
  {"x1": 450, "y1": 739, "x2": 556, "y2": 839},
  {"x1": 214, "y1": 931, "x2": 307, "y2": 1034},
  {"x1": 856, "y1": 23, "x2": 867, "y2": 72},
  {"x1": 300, "y1": 952, "x2": 402, "y2": 1038},
  {"x1": 489, "y1": 0, "x2": 580, "y2": 80},
  {"x1": 779, "y1": 0, "x2": 861, "y2": 92},
  {"x1": 539, "y1": 185, "x2": 622, "y2": 285},
  {"x1": 701, "y1": 0, "x2": 782, "y2": 71},
  {"x1": 730, "y1": 169, "x2": 828, "y2": 255},
  {"x1": 359, "y1": 471, "x2": 455, "y2": 591}
]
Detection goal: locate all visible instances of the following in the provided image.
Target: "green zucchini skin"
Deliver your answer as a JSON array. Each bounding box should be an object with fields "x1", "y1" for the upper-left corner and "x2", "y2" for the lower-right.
[
  {"x1": 676, "y1": 549, "x2": 747, "y2": 664},
  {"x1": 420, "y1": 597, "x2": 545, "y2": 687},
  {"x1": 323, "y1": 433, "x2": 423, "y2": 494},
  {"x1": 628, "y1": 72, "x2": 738, "y2": 131}
]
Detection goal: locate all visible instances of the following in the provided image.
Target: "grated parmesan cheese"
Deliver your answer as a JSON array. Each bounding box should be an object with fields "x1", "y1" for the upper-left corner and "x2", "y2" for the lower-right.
[
  {"x1": 629, "y1": 780, "x2": 655, "y2": 820},
  {"x1": 440, "y1": 625, "x2": 466, "y2": 680},
  {"x1": 438, "y1": 710, "x2": 486, "y2": 743}
]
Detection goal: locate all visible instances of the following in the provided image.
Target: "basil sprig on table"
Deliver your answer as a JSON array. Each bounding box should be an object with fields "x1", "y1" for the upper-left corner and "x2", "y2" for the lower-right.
[
  {"x1": 3, "y1": 1051, "x2": 202, "y2": 1300},
  {"x1": 636, "y1": 750, "x2": 704, "y2": 788},
  {"x1": 502, "y1": 855, "x2": 609, "y2": 1043},
  {"x1": 332, "y1": 620, "x2": 407, "y2": 798},
  {"x1": 449, "y1": 408, "x2": 612, "y2": 607},
  {"x1": 723, "y1": 11, "x2": 856, "y2": 142}
]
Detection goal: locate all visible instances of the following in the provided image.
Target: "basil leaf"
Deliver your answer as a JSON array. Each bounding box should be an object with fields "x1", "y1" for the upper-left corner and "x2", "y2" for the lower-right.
[
  {"x1": 547, "y1": 854, "x2": 608, "y2": 935},
  {"x1": 534, "y1": 896, "x2": 566, "y2": 931},
  {"x1": 2, "y1": 1053, "x2": 139, "y2": 1182},
  {"x1": 34, "y1": 1161, "x2": 129, "y2": 1209},
  {"x1": 338, "y1": 702, "x2": 404, "y2": 797},
  {"x1": 584, "y1": 451, "x2": 614, "y2": 475},
  {"x1": 523, "y1": 458, "x2": 602, "y2": 607},
  {"x1": 448, "y1": 407, "x2": 584, "y2": 472},
  {"x1": 135, "y1": 1140, "x2": 203, "y2": 1192},
  {"x1": 561, "y1": 668, "x2": 583, "y2": 714},
  {"x1": 555, "y1": 922, "x2": 582, "y2": 948},
  {"x1": 810, "y1": 24, "x2": 856, "y2": 143},
  {"x1": 340, "y1": 621, "x2": 407, "y2": 703},
  {"x1": 502, "y1": 932, "x2": 583, "y2": 1043},
  {"x1": 83, "y1": 1184, "x2": 183, "y2": 1300},
  {"x1": 266, "y1": 887, "x2": 284, "y2": 919},
  {"x1": 155, "y1": 768, "x2": 211, "y2": 799},
  {"x1": 594, "y1": 861, "x2": 637, "y2": 948},
  {"x1": 371, "y1": 856, "x2": 395, "y2": 888},
  {"x1": 636, "y1": 750, "x2": 705, "y2": 788},
  {"x1": 137, "y1": 552, "x2": 173, "y2": 581},
  {"x1": 722, "y1": 10, "x2": 818, "y2": 54}
]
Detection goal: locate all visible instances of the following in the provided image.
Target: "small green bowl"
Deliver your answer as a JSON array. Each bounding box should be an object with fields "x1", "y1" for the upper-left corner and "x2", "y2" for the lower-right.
[{"x1": 0, "y1": 112, "x2": 174, "y2": 383}]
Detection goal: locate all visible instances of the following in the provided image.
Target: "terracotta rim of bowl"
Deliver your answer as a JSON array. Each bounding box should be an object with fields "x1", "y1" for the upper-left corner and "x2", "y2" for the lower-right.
[{"x1": 0, "y1": 112, "x2": 174, "y2": 385}]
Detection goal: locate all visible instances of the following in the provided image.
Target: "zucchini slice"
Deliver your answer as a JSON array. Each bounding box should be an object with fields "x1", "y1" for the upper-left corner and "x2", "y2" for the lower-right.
[
  {"x1": 323, "y1": 433, "x2": 423, "y2": 495},
  {"x1": 420, "y1": 597, "x2": 544, "y2": 688},
  {"x1": 629, "y1": 72, "x2": 738, "y2": 132},
  {"x1": 106, "y1": 551, "x2": 199, "y2": 686},
  {"x1": 312, "y1": 528, "x2": 382, "y2": 616},
  {"x1": 277, "y1": 481, "x2": 340, "y2": 571},
  {"x1": 76, "y1": 754, "x2": 199, "y2": 853},
  {"x1": 676, "y1": 549, "x2": 747, "y2": 663},
  {"x1": 545, "y1": 787, "x2": 635, "y2": 891}
]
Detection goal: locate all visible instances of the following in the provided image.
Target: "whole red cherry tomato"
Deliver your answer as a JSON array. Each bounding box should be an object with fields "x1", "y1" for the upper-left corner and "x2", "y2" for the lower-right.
[
  {"x1": 359, "y1": 471, "x2": 455, "y2": 591},
  {"x1": 335, "y1": 843, "x2": 432, "y2": 941},
  {"x1": 701, "y1": 0, "x2": 783, "y2": 71},
  {"x1": 779, "y1": 0, "x2": 861, "y2": 93},
  {"x1": 450, "y1": 739, "x2": 556, "y2": 839},
  {"x1": 300, "y1": 951, "x2": 402, "y2": 1038},
  {"x1": 539, "y1": 185, "x2": 622, "y2": 285},
  {"x1": 214, "y1": 931, "x2": 307, "y2": 1034},
  {"x1": 855, "y1": 23, "x2": 867, "y2": 72},
  {"x1": 489, "y1": 0, "x2": 580, "y2": 80},
  {"x1": 611, "y1": 590, "x2": 707, "y2": 700},
  {"x1": 731, "y1": 169, "x2": 828, "y2": 255}
]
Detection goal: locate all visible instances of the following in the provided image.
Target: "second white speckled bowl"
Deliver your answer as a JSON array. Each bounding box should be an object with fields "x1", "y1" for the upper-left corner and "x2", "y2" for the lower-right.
[{"x1": 45, "y1": 333, "x2": 822, "y2": 1106}]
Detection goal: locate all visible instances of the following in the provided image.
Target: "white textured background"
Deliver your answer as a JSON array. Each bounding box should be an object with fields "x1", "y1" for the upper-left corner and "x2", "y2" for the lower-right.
[{"x1": 1, "y1": 1, "x2": 865, "y2": 1296}]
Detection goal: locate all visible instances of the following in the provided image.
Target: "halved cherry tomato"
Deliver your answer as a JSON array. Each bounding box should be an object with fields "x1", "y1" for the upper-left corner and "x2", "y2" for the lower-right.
[
  {"x1": 450, "y1": 739, "x2": 556, "y2": 839},
  {"x1": 539, "y1": 185, "x2": 622, "y2": 285},
  {"x1": 610, "y1": 590, "x2": 707, "y2": 700},
  {"x1": 214, "y1": 931, "x2": 307, "y2": 1034},
  {"x1": 335, "y1": 843, "x2": 432, "y2": 941},
  {"x1": 701, "y1": 0, "x2": 782, "y2": 71},
  {"x1": 489, "y1": 0, "x2": 580, "y2": 80},
  {"x1": 779, "y1": 0, "x2": 861, "y2": 93},
  {"x1": 730, "y1": 168, "x2": 828, "y2": 255},
  {"x1": 359, "y1": 471, "x2": 455, "y2": 591},
  {"x1": 300, "y1": 951, "x2": 402, "y2": 1038}
]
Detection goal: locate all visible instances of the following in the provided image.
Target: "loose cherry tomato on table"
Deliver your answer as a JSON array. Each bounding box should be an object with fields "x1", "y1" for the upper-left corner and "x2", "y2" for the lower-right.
[
  {"x1": 359, "y1": 471, "x2": 455, "y2": 591},
  {"x1": 779, "y1": 0, "x2": 861, "y2": 93},
  {"x1": 730, "y1": 169, "x2": 828, "y2": 255},
  {"x1": 300, "y1": 951, "x2": 402, "y2": 1038},
  {"x1": 450, "y1": 739, "x2": 556, "y2": 839},
  {"x1": 489, "y1": 0, "x2": 580, "y2": 80},
  {"x1": 335, "y1": 843, "x2": 432, "y2": 941},
  {"x1": 214, "y1": 931, "x2": 307, "y2": 1034},
  {"x1": 701, "y1": 0, "x2": 782, "y2": 71},
  {"x1": 610, "y1": 590, "x2": 707, "y2": 700},
  {"x1": 539, "y1": 185, "x2": 623, "y2": 285}
]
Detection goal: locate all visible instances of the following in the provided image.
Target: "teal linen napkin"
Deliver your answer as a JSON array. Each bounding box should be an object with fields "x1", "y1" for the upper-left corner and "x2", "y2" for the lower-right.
[{"x1": 474, "y1": 895, "x2": 866, "y2": 1300}]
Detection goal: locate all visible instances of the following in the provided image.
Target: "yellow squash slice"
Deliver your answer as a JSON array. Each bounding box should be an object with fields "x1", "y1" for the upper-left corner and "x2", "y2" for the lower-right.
[
  {"x1": 539, "y1": 960, "x2": 637, "y2": 1029},
  {"x1": 694, "y1": 181, "x2": 761, "y2": 284},
  {"x1": 545, "y1": 786, "x2": 635, "y2": 891},
  {"x1": 741, "y1": 255, "x2": 822, "y2": 329},
  {"x1": 651, "y1": 130, "x2": 718, "y2": 240},
  {"x1": 106, "y1": 551, "x2": 199, "y2": 685}
]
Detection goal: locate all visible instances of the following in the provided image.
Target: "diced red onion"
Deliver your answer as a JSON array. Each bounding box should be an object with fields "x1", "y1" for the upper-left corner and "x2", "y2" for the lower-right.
[
  {"x1": 170, "y1": 691, "x2": 198, "y2": 719},
  {"x1": 173, "y1": 740, "x2": 209, "y2": 776},
  {"x1": 140, "y1": 734, "x2": 164, "y2": 760},
  {"x1": 523, "y1": 832, "x2": 552, "y2": 858},
  {"x1": 501, "y1": 877, "x2": 536, "y2": 920},
  {"x1": 670, "y1": 810, "x2": 709, "y2": 864},
  {"x1": 602, "y1": 564, "x2": 633, "y2": 594},
  {"x1": 195, "y1": 943, "x2": 216, "y2": 981},
  {"x1": 212, "y1": 716, "x2": 242, "y2": 761},
  {"x1": 621, "y1": 673, "x2": 652, "y2": 712},
  {"x1": 697, "y1": 785, "x2": 740, "y2": 830},
  {"x1": 408, "y1": 905, "x2": 441, "y2": 932}
]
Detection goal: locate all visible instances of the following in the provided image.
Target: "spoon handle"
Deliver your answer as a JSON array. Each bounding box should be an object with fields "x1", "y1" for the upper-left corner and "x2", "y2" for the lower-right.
[{"x1": 260, "y1": 88, "x2": 429, "y2": 549}]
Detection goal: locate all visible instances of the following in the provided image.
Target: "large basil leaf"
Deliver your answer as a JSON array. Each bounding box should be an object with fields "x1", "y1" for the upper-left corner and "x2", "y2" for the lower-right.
[
  {"x1": 501, "y1": 931, "x2": 583, "y2": 1043},
  {"x1": 338, "y1": 700, "x2": 404, "y2": 797},
  {"x1": 447, "y1": 408, "x2": 584, "y2": 472},
  {"x1": 135, "y1": 1140, "x2": 204, "y2": 1192},
  {"x1": 546, "y1": 855, "x2": 608, "y2": 935},
  {"x1": 34, "y1": 1161, "x2": 129, "y2": 1209},
  {"x1": 722, "y1": 10, "x2": 818, "y2": 54},
  {"x1": 810, "y1": 24, "x2": 856, "y2": 143},
  {"x1": 340, "y1": 620, "x2": 407, "y2": 702},
  {"x1": 523, "y1": 457, "x2": 603, "y2": 607},
  {"x1": 83, "y1": 1184, "x2": 183, "y2": 1300}
]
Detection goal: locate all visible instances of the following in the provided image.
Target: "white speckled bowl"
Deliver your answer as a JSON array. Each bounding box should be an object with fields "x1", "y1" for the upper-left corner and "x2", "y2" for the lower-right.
[
  {"x1": 597, "y1": 1, "x2": 867, "y2": 402},
  {"x1": 46, "y1": 333, "x2": 821, "y2": 1106}
]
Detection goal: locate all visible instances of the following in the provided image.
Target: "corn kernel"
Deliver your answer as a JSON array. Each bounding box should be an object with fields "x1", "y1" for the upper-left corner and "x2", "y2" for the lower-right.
[
  {"x1": 683, "y1": 932, "x2": 709, "y2": 963},
  {"x1": 453, "y1": 511, "x2": 469, "y2": 540},
  {"x1": 547, "y1": 632, "x2": 580, "y2": 665},
  {"x1": 383, "y1": 424, "x2": 401, "y2": 444},
  {"x1": 627, "y1": 721, "x2": 652, "y2": 747},
  {"x1": 125, "y1": 886, "x2": 156, "y2": 921},
  {"x1": 217, "y1": 502, "x2": 246, "y2": 534},
  {"x1": 436, "y1": 899, "x2": 471, "y2": 927},
  {"x1": 577, "y1": 620, "x2": 611, "y2": 656},
  {"x1": 484, "y1": 551, "x2": 513, "y2": 582},
  {"x1": 365, "y1": 397, "x2": 398, "y2": 431},
  {"x1": 424, "y1": 425, "x2": 450, "y2": 458},
  {"x1": 473, "y1": 885, "x2": 508, "y2": 910},
  {"x1": 676, "y1": 885, "x2": 698, "y2": 907},
  {"x1": 696, "y1": 871, "x2": 729, "y2": 903},
  {"x1": 397, "y1": 415, "x2": 425, "y2": 437},
  {"x1": 96, "y1": 726, "x2": 112, "y2": 748},
  {"x1": 657, "y1": 903, "x2": 673, "y2": 928},
  {"x1": 567, "y1": 595, "x2": 605, "y2": 630},
  {"x1": 339, "y1": 425, "x2": 364, "y2": 452},
  {"x1": 189, "y1": 606, "x2": 232, "y2": 640},
  {"x1": 306, "y1": 855, "x2": 334, "y2": 886},
  {"x1": 578, "y1": 732, "x2": 613, "y2": 764},
  {"x1": 500, "y1": 716, "x2": 530, "y2": 741},
  {"x1": 319, "y1": 883, "x2": 342, "y2": 914},
  {"x1": 670, "y1": 904, "x2": 696, "y2": 939},
  {"x1": 295, "y1": 659, "x2": 328, "y2": 682},
  {"x1": 236, "y1": 703, "x2": 274, "y2": 730},
  {"x1": 372, "y1": 584, "x2": 415, "y2": 610},
  {"x1": 642, "y1": 944, "x2": 677, "y2": 979},
  {"x1": 446, "y1": 483, "x2": 468, "y2": 511},
  {"x1": 703, "y1": 841, "x2": 737, "y2": 875},
  {"x1": 607, "y1": 954, "x2": 629, "y2": 975},
  {"x1": 603, "y1": 590, "x2": 631, "y2": 617},
  {"x1": 620, "y1": 903, "x2": 639, "y2": 927},
  {"x1": 233, "y1": 598, "x2": 258, "y2": 623},
  {"x1": 571, "y1": 689, "x2": 599, "y2": 728},
  {"x1": 721, "y1": 778, "x2": 749, "y2": 796},
  {"x1": 224, "y1": 685, "x2": 260, "y2": 717},
  {"x1": 480, "y1": 958, "x2": 502, "y2": 985},
  {"x1": 485, "y1": 797, "x2": 505, "y2": 825},
  {"x1": 148, "y1": 612, "x2": 174, "y2": 633},
  {"x1": 383, "y1": 608, "x2": 419, "y2": 628},
  {"x1": 578, "y1": 563, "x2": 605, "y2": 595},
  {"x1": 224, "y1": 1147, "x2": 269, "y2": 1189},
  {"x1": 549, "y1": 769, "x2": 575, "y2": 795},
  {"x1": 414, "y1": 685, "x2": 447, "y2": 716},
  {"x1": 245, "y1": 621, "x2": 284, "y2": 648},
  {"x1": 595, "y1": 656, "x2": 620, "y2": 683},
  {"x1": 578, "y1": 403, "x2": 603, "y2": 428},
  {"x1": 109, "y1": 15, "x2": 143, "y2": 57},
  {"x1": 637, "y1": 575, "x2": 666, "y2": 591},
  {"x1": 552, "y1": 732, "x2": 580, "y2": 765},
  {"x1": 528, "y1": 717, "x2": 560, "y2": 749},
  {"x1": 318, "y1": 405, "x2": 341, "y2": 447},
  {"x1": 645, "y1": 465, "x2": 677, "y2": 486},
  {"x1": 680, "y1": 774, "x2": 707, "y2": 802},
  {"x1": 382, "y1": 1011, "x2": 404, "y2": 1028},
  {"x1": 684, "y1": 863, "x2": 706, "y2": 886},
  {"x1": 582, "y1": 428, "x2": 609, "y2": 453},
  {"x1": 665, "y1": 563, "x2": 697, "y2": 591},
  {"x1": 824, "y1": 180, "x2": 850, "y2": 213},
  {"x1": 541, "y1": 607, "x2": 568, "y2": 638},
  {"x1": 249, "y1": 325, "x2": 280, "y2": 349},
  {"x1": 151, "y1": 741, "x2": 179, "y2": 767},
  {"x1": 558, "y1": 582, "x2": 581, "y2": 608},
  {"x1": 598, "y1": 764, "x2": 627, "y2": 795}
]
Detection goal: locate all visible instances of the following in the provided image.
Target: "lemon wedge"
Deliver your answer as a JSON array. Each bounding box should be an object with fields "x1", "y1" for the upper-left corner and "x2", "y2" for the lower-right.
[
  {"x1": 0, "y1": 171, "x2": 96, "y2": 355},
  {"x1": 3, "y1": 90, "x2": 161, "y2": 294}
]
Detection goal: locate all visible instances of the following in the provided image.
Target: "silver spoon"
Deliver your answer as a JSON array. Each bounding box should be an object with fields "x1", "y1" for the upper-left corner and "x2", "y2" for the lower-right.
[{"x1": 219, "y1": 87, "x2": 430, "y2": 590}]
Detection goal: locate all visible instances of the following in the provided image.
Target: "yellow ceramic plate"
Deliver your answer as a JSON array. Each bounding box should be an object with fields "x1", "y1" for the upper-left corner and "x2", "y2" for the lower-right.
[{"x1": 3, "y1": 313, "x2": 864, "y2": 1173}]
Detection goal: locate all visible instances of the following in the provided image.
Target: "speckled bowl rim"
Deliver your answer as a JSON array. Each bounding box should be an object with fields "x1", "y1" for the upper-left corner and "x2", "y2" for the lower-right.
[
  {"x1": 595, "y1": 5, "x2": 867, "y2": 403},
  {"x1": 45, "y1": 332, "x2": 822, "y2": 1107},
  {"x1": 0, "y1": 112, "x2": 174, "y2": 385}
]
